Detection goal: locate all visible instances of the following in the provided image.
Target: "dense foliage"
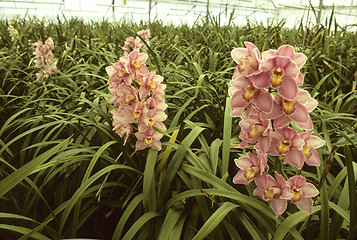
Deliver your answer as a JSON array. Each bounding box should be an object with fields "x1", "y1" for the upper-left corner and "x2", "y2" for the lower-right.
[{"x1": 0, "y1": 15, "x2": 356, "y2": 240}]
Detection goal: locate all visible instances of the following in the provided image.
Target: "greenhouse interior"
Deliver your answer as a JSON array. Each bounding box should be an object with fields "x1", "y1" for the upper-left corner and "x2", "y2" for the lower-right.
[{"x1": 0, "y1": 0, "x2": 356, "y2": 240}]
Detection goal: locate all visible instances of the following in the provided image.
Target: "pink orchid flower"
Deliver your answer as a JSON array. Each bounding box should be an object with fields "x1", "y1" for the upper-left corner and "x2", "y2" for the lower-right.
[
  {"x1": 267, "y1": 127, "x2": 305, "y2": 169},
  {"x1": 123, "y1": 51, "x2": 149, "y2": 76},
  {"x1": 239, "y1": 107, "x2": 271, "y2": 150},
  {"x1": 135, "y1": 128, "x2": 163, "y2": 151},
  {"x1": 106, "y1": 61, "x2": 133, "y2": 85},
  {"x1": 229, "y1": 74, "x2": 273, "y2": 114},
  {"x1": 299, "y1": 132, "x2": 325, "y2": 166},
  {"x1": 231, "y1": 41, "x2": 261, "y2": 77},
  {"x1": 255, "y1": 56, "x2": 300, "y2": 100},
  {"x1": 253, "y1": 172, "x2": 292, "y2": 217},
  {"x1": 287, "y1": 175, "x2": 319, "y2": 213},
  {"x1": 123, "y1": 101, "x2": 148, "y2": 125},
  {"x1": 111, "y1": 108, "x2": 133, "y2": 145},
  {"x1": 233, "y1": 152, "x2": 268, "y2": 188},
  {"x1": 262, "y1": 89, "x2": 318, "y2": 130},
  {"x1": 262, "y1": 45, "x2": 307, "y2": 85},
  {"x1": 139, "y1": 72, "x2": 164, "y2": 99}
]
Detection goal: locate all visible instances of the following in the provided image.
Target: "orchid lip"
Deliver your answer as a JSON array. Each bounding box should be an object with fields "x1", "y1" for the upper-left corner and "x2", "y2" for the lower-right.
[
  {"x1": 145, "y1": 136, "x2": 152, "y2": 146},
  {"x1": 244, "y1": 166, "x2": 260, "y2": 181},
  {"x1": 303, "y1": 144, "x2": 313, "y2": 158},
  {"x1": 276, "y1": 139, "x2": 291, "y2": 155},
  {"x1": 242, "y1": 85, "x2": 256, "y2": 102},
  {"x1": 291, "y1": 187, "x2": 303, "y2": 203},
  {"x1": 283, "y1": 99, "x2": 296, "y2": 115},
  {"x1": 270, "y1": 67, "x2": 284, "y2": 87}
]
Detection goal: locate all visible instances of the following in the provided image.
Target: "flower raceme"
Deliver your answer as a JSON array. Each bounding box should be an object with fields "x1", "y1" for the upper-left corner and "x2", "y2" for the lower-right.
[
  {"x1": 33, "y1": 37, "x2": 57, "y2": 81},
  {"x1": 230, "y1": 42, "x2": 324, "y2": 217},
  {"x1": 106, "y1": 49, "x2": 167, "y2": 151}
]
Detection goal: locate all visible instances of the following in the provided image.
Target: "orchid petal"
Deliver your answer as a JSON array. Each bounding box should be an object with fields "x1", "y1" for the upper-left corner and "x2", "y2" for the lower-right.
[
  {"x1": 272, "y1": 198, "x2": 287, "y2": 218},
  {"x1": 254, "y1": 90, "x2": 273, "y2": 113},
  {"x1": 252, "y1": 72, "x2": 271, "y2": 89},
  {"x1": 301, "y1": 183, "x2": 319, "y2": 197},
  {"x1": 290, "y1": 104, "x2": 309, "y2": 123},
  {"x1": 231, "y1": 48, "x2": 248, "y2": 64},
  {"x1": 305, "y1": 149, "x2": 321, "y2": 166},
  {"x1": 234, "y1": 156, "x2": 252, "y2": 169},
  {"x1": 306, "y1": 135, "x2": 325, "y2": 148},
  {"x1": 274, "y1": 115, "x2": 291, "y2": 129},
  {"x1": 231, "y1": 90, "x2": 249, "y2": 108},
  {"x1": 295, "y1": 116, "x2": 313, "y2": 130},
  {"x1": 295, "y1": 197, "x2": 313, "y2": 213},
  {"x1": 278, "y1": 76, "x2": 298, "y2": 100},
  {"x1": 255, "y1": 172, "x2": 268, "y2": 190},
  {"x1": 285, "y1": 148, "x2": 305, "y2": 169},
  {"x1": 233, "y1": 170, "x2": 249, "y2": 184}
]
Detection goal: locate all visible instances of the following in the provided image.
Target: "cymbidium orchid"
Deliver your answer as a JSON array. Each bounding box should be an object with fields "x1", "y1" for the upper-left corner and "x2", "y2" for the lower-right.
[
  {"x1": 33, "y1": 36, "x2": 57, "y2": 81},
  {"x1": 287, "y1": 175, "x2": 319, "y2": 213},
  {"x1": 262, "y1": 89, "x2": 318, "y2": 130},
  {"x1": 229, "y1": 74, "x2": 273, "y2": 115},
  {"x1": 239, "y1": 107, "x2": 271, "y2": 152},
  {"x1": 135, "y1": 128, "x2": 163, "y2": 151},
  {"x1": 299, "y1": 132, "x2": 325, "y2": 166},
  {"x1": 233, "y1": 152, "x2": 268, "y2": 188},
  {"x1": 231, "y1": 41, "x2": 261, "y2": 77},
  {"x1": 255, "y1": 56, "x2": 300, "y2": 100},
  {"x1": 107, "y1": 31, "x2": 167, "y2": 151},
  {"x1": 230, "y1": 42, "x2": 324, "y2": 217},
  {"x1": 253, "y1": 172, "x2": 292, "y2": 217},
  {"x1": 268, "y1": 127, "x2": 305, "y2": 169}
]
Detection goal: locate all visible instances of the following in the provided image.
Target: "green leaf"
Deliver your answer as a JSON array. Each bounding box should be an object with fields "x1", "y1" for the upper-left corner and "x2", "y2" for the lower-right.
[
  {"x1": 273, "y1": 206, "x2": 321, "y2": 240},
  {"x1": 192, "y1": 202, "x2": 238, "y2": 240},
  {"x1": 222, "y1": 97, "x2": 232, "y2": 177},
  {"x1": 143, "y1": 148, "x2": 158, "y2": 211},
  {"x1": 121, "y1": 212, "x2": 161, "y2": 240},
  {"x1": 0, "y1": 139, "x2": 69, "y2": 198}
]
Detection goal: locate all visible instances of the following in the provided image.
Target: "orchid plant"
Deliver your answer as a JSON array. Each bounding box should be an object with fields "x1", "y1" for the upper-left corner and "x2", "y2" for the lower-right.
[
  {"x1": 230, "y1": 42, "x2": 324, "y2": 217},
  {"x1": 106, "y1": 30, "x2": 167, "y2": 151},
  {"x1": 33, "y1": 37, "x2": 57, "y2": 81}
]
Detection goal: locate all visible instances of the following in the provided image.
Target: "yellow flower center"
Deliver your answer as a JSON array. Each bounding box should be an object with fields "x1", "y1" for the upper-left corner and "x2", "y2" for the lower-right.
[
  {"x1": 263, "y1": 187, "x2": 281, "y2": 200},
  {"x1": 244, "y1": 166, "x2": 260, "y2": 181},
  {"x1": 147, "y1": 80, "x2": 157, "y2": 90},
  {"x1": 133, "y1": 110, "x2": 141, "y2": 120},
  {"x1": 242, "y1": 85, "x2": 256, "y2": 102},
  {"x1": 117, "y1": 69, "x2": 125, "y2": 78},
  {"x1": 283, "y1": 99, "x2": 296, "y2": 115},
  {"x1": 291, "y1": 188, "x2": 303, "y2": 203},
  {"x1": 238, "y1": 57, "x2": 258, "y2": 73},
  {"x1": 132, "y1": 60, "x2": 141, "y2": 70},
  {"x1": 248, "y1": 125, "x2": 258, "y2": 139},
  {"x1": 148, "y1": 118, "x2": 155, "y2": 127},
  {"x1": 303, "y1": 144, "x2": 312, "y2": 158},
  {"x1": 270, "y1": 68, "x2": 284, "y2": 87},
  {"x1": 276, "y1": 139, "x2": 291, "y2": 155},
  {"x1": 124, "y1": 94, "x2": 136, "y2": 104},
  {"x1": 145, "y1": 136, "x2": 152, "y2": 146}
]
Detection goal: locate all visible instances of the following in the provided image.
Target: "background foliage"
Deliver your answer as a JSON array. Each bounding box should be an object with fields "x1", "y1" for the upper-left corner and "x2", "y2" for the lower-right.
[{"x1": 0, "y1": 14, "x2": 356, "y2": 239}]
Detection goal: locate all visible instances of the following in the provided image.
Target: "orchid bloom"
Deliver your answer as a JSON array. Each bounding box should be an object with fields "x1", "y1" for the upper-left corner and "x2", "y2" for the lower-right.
[
  {"x1": 299, "y1": 132, "x2": 325, "y2": 166},
  {"x1": 262, "y1": 45, "x2": 307, "y2": 85},
  {"x1": 267, "y1": 127, "x2": 305, "y2": 169},
  {"x1": 229, "y1": 74, "x2": 273, "y2": 115},
  {"x1": 106, "y1": 61, "x2": 132, "y2": 85},
  {"x1": 124, "y1": 51, "x2": 149, "y2": 75},
  {"x1": 231, "y1": 41, "x2": 261, "y2": 77},
  {"x1": 233, "y1": 152, "x2": 268, "y2": 188},
  {"x1": 287, "y1": 175, "x2": 319, "y2": 213},
  {"x1": 253, "y1": 172, "x2": 292, "y2": 217},
  {"x1": 262, "y1": 89, "x2": 318, "y2": 130},
  {"x1": 239, "y1": 107, "x2": 271, "y2": 152},
  {"x1": 139, "y1": 72, "x2": 164, "y2": 99},
  {"x1": 255, "y1": 56, "x2": 300, "y2": 100},
  {"x1": 135, "y1": 128, "x2": 163, "y2": 151}
]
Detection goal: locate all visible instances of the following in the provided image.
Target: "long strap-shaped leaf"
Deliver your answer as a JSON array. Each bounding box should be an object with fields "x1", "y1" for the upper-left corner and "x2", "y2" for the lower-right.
[
  {"x1": 0, "y1": 139, "x2": 69, "y2": 198},
  {"x1": 192, "y1": 202, "x2": 237, "y2": 240}
]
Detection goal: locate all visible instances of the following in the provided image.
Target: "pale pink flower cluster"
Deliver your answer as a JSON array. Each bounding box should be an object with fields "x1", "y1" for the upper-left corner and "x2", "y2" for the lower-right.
[
  {"x1": 106, "y1": 51, "x2": 167, "y2": 151},
  {"x1": 33, "y1": 37, "x2": 57, "y2": 81},
  {"x1": 123, "y1": 28, "x2": 150, "y2": 55},
  {"x1": 230, "y1": 42, "x2": 325, "y2": 217},
  {"x1": 7, "y1": 25, "x2": 19, "y2": 41}
]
